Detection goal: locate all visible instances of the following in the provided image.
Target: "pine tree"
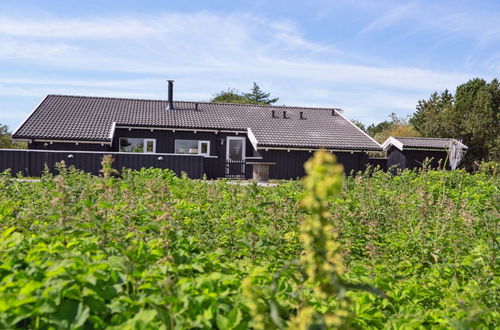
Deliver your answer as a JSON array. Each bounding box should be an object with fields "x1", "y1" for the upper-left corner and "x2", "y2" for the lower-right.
[{"x1": 243, "y1": 82, "x2": 279, "y2": 105}]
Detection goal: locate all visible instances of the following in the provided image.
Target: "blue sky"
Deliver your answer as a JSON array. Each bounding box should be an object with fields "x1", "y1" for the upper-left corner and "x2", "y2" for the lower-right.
[{"x1": 1, "y1": 0, "x2": 499, "y2": 130}]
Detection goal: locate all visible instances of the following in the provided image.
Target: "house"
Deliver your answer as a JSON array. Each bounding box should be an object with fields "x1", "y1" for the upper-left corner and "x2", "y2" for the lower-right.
[
  {"x1": 382, "y1": 136, "x2": 468, "y2": 171},
  {"x1": 8, "y1": 81, "x2": 382, "y2": 179}
]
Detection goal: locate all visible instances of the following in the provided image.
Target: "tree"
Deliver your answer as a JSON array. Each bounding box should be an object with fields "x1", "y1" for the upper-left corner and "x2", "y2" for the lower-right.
[
  {"x1": 211, "y1": 83, "x2": 279, "y2": 105},
  {"x1": 243, "y1": 82, "x2": 279, "y2": 105},
  {"x1": 366, "y1": 113, "x2": 419, "y2": 143},
  {"x1": 410, "y1": 78, "x2": 500, "y2": 165},
  {"x1": 0, "y1": 124, "x2": 27, "y2": 149},
  {"x1": 211, "y1": 88, "x2": 250, "y2": 104},
  {"x1": 351, "y1": 120, "x2": 366, "y2": 132},
  {"x1": 411, "y1": 90, "x2": 453, "y2": 137}
]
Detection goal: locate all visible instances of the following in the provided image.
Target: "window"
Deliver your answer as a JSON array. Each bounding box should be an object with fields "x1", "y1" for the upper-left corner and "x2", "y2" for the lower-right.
[
  {"x1": 175, "y1": 140, "x2": 210, "y2": 156},
  {"x1": 119, "y1": 138, "x2": 156, "y2": 153}
]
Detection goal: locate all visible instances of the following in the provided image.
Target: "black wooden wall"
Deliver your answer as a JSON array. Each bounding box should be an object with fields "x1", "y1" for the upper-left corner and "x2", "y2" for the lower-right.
[
  {"x1": 257, "y1": 150, "x2": 370, "y2": 179},
  {"x1": 0, "y1": 150, "x2": 204, "y2": 179},
  {"x1": 387, "y1": 146, "x2": 450, "y2": 171}
]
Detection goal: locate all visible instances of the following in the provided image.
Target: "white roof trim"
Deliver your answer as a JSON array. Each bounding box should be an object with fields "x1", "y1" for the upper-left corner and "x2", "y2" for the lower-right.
[
  {"x1": 382, "y1": 136, "x2": 468, "y2": 151},
  {"x1": 451, "y1": 139, "x2": 468, "y2": 149},
  {"x1": 247, "y1": 127, "x2": 259, "y2": 151},
  {"x1": 108, "y1": 122, "x2": 116, "y2": 140},
  {"x1": 334, "y1": 110, "x2": 382, "y2": 149},
  {"x1": 382, "y1": 137, "x2": 404, "y2": 151}
]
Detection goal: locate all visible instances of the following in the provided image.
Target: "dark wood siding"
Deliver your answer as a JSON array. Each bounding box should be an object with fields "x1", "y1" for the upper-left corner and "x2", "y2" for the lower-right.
[
  {"x1": 387, "y1": 147, "x2": 450, "y2": 171},
  {"x1": 30, "y1": 141, "x2": 111, "y2": 151},
  {"x1": 21, "y1": 128, "x2": 376, "y2": 179},
  {"x1": 257, "y1": 150, "x2": 370, "y2": 179},
  {"x1": 404, "y1": 150, "x2": 449, "y2": 169},
  {"x1": 0, "y1": 150, "x2": 204, "y2": 179},
  {"x1": 387, "y1": 146, "x2": 406, "y2": 172}
]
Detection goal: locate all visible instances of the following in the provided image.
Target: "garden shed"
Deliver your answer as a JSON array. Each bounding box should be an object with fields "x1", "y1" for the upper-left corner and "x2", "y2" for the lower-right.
[{"x1": 382, "y1": 136, "x2": 468, "y2": 171}]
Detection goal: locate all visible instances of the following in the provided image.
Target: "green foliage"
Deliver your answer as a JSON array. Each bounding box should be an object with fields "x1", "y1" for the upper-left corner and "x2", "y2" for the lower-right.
[
  {"x1": 410, "y1": 78, "x2": 500, "y2": 165},
  {"x1": 0, "y1": 160, "x2": 498, "y2": 328},
  {"x1": 366, "y1": 113, "x2": 419, "y2": 143},
  {"x1": 243, "y1": 82, "x2": 279, "y2": 105},
  {"x1": 0, "y1": 124, "x2": 27, "y2": 149},
  {"x1": 211, "y1": 83, "x2": 279, "y2": 105},
  {"x1": 210, "y1": 88, "x2": 250, "y2": 105}
]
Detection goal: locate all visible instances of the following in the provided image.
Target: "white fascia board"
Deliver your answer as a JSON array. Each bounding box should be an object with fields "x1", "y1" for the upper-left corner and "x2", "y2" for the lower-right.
[
  {"x1": 33, "y1": 139, "x2": 112, "y2": 145},
  {"x1": 382, "y1": 137, "x2": 403, "y2": 151},
  {"x1": 257, "y1": 146, "x2": 365, "y2": 152},
  {"x1": 247, "y1": 127, "x2": 259, "y2": 151},
  {"x1": 12, "y1": 95, "x2": 49, "y2": 136},
  {"x1": 0, "y1": 148, "x2": 217, "y2": 157},
  {"x1": 115, "y1": 126, "x2": 246, "y2": 134},
  {"x1": 334, "y1": 110, "x2": 383, "y2": 149},
  {"x1": 108, "y1": 122, "x2": 116, "y2": 140},
  {"x1": 451, "y1": 139, "x2": 468, "y2": 149}
]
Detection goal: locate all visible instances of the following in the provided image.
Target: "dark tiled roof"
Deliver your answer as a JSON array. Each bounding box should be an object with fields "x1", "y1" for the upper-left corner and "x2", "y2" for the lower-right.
[
  {"x1": 13, "y1": 95, "x2": 381, "y2": 150},
  {"x1": 386, "y1": 136, "x2": 467, "y2": 150}
]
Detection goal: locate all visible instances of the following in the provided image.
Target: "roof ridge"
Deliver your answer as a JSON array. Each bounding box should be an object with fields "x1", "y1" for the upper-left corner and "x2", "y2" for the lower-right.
[{"x1": 46, "y1": 94, "x2": 343, "y2": 111}]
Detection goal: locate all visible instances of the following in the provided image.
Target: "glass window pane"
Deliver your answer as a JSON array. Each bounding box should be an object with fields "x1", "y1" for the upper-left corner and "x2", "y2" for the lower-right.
[
  {"x1": 229, "y1": 139, "x2": 243, "y2": 160},
  {"x1": 120, "y1": 138, "x2": 145, "y2": 153},
  {"x1": 175, "y1": 140, "x2": 198, "y2": 154},
  {"x1": 146, "y1": 140, "x2": 154, "y2": 153},
  {"x1": 200, "y1": 142, "x2": 208, "y2": 154}
]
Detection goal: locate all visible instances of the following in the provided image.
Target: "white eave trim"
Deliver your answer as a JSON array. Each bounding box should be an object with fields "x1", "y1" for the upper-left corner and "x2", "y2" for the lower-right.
[
  {"x1": 257, "y1": 146, "x2": 367, "y2": 153},
  {"x1": 115, "y1": 125, "x2": 247, "y2": 134},
  {"x1": 451, "y1": 139, "x2": 468, "y2": 149},
  {"x1": 33, "y1": 139, "x2": 112, "y2": 145},
  {"x1": 335, "y1": 110, "x2": 383, "y2": 149},
  {"x1": 247, "y1": 127, "x2": 259, "y2": 151},
  {"x1": 382, "y1": 137, "x2": 404, "y2": 151},
  {"x1": 108, "y1": 122, "x2": 116, "y2": 140},
  {"x1": 0, "y1": 148, "x2": 218, "y2": 157}
]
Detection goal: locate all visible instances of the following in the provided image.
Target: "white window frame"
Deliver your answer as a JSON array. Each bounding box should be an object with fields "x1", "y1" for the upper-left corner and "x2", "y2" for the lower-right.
[
  {"x1": 198, "y1": 140, "x2": 210, "y2": 156},
  {"x1": 174, "y1": 139, "x2": 211, "y2": 156},
  {"x1": 144, "y1": 139, "x2": 156, "y2": 153},
  {"x1": 226, "y1": 136, "x2": 246, "y2": 161},
  {"x1": 119, "y1": 137, "x2": 156, "y2": 153}
]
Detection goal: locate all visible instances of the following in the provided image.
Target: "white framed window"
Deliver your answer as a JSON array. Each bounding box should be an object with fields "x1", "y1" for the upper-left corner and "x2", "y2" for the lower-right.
[
  {"x1": 119, "y1": 138, "x2": 156, "y2": 153},
  {"x1": 175, "y1": 140, "x2": 211, "y2": 156},
  {"x1": 226, "y1": 136, "x2": 246, "y2": 161},
  {"x1": 198, "y1": 141, "x2": 210, "y2": 156}
]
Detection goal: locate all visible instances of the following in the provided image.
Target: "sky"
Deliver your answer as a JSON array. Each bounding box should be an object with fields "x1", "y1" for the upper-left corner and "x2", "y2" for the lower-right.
[{"x1": 0, "y1": 0, "x2": 499, "y2": 130}]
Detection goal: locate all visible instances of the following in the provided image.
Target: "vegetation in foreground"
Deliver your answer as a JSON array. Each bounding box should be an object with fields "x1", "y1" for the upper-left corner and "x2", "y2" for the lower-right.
[{"x1": 0, "y1": 155, "x2": 498, "y2": 329}]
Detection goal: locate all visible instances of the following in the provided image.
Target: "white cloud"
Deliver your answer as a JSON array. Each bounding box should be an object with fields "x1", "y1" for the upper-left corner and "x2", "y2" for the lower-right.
[{"x1": 0, "y1": 10, "x2": 486, "y2": 127}]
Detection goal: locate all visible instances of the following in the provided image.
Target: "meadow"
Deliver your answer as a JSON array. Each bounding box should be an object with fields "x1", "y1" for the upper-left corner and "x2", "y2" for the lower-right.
[{"x1": 0, "y1": 153, "x2": 498, "y2": 329}]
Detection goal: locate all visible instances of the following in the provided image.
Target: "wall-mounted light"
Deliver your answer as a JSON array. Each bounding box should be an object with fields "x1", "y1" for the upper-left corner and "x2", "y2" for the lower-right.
[
  {"x1": 68, "y1": 154, "x2": 74, "y2": 159},
  {"x1": 158, "y1": 156, "x2": 164, "y2": 161},
  {"x1": 220, "y1": 138, "x2": 225, "y2": 145}
]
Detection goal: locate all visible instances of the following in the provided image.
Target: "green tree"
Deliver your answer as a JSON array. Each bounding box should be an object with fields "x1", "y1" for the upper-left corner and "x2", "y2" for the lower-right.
[
  {"x1": 211, "y1": 83, "x2": 279, "y2": 105},
  {"x1": 366, "y1": 113, "x2": 419, "y2": 143},
  {"x1": 410, "y1": 78, "x2": 500, "y2": 165},
  {"x1": 411, "y1": 90, "x2": 454, "y2": 137},
  {"x1": 351, "y1": 120, "x2": 366, "y2": 132},
  {"x1": 243, "y1": 82, "x2": 279, "y2": 105},
  {"x1": 211, "y1": 88, "x2": 250, "y2": 104},
  {"x1": 0, "y1": 124, "x2": 27, "y2": 149}
]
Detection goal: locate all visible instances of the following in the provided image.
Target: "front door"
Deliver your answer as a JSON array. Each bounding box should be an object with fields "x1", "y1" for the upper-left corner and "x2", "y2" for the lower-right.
[{"x1": 226, "y1": 136, "x2": 246, "y2": 178}]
